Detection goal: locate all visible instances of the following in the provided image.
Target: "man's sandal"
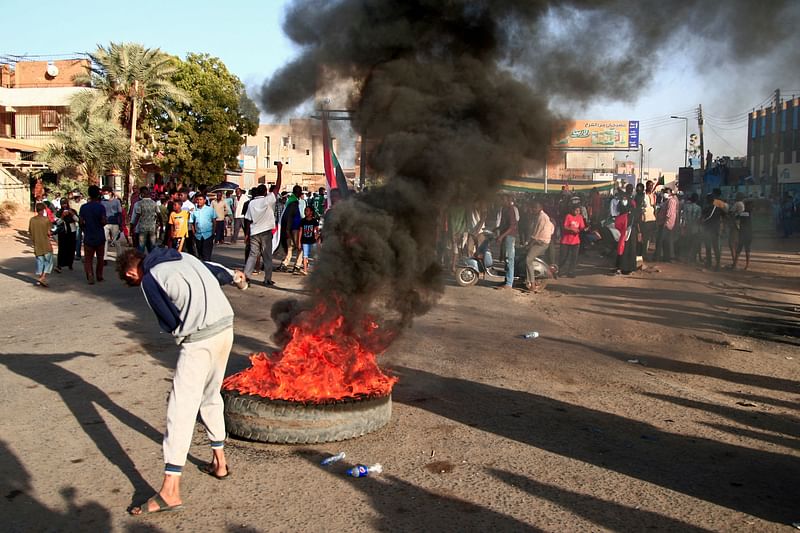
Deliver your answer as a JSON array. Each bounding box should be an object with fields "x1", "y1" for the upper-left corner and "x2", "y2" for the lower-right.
[
  {"x1": 130, "y1": 494, "x2": 183, "y2": 515},
  {"x1": 199, "y1": 462, "x2": 231, "y2": 480}
]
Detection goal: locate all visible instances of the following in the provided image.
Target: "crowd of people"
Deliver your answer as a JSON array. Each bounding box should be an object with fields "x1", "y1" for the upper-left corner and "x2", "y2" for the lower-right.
[
  {"x1": 437, "y1": 180, "x2": 779, "y2": 293},
  {"x1": 26, "y1": 172, "x2": 796, "y2": 291},
  {"x1": 27, "y1": 163, "x2": 331, "y2": 288}
]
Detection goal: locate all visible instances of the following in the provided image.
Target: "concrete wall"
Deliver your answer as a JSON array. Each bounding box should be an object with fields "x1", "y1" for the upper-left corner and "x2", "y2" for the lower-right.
[{"x1": 0, "y1": 167, "x2": 30, "y2": 205}]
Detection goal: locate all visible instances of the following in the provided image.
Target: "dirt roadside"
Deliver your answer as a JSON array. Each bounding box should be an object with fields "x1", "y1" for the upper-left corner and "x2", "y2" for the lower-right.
[{"x1": 0, "y1": 210, "x2": 797, "y2": 532}]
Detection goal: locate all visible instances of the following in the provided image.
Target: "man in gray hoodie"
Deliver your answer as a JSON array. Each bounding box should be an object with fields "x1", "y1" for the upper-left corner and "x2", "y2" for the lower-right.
[{"x1": 116, "y1": 247, "x2": 247, "y2": 515}]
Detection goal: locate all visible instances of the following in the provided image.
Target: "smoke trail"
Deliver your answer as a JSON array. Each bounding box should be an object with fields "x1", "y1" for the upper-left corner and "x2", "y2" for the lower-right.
[{"x1": 261, "y1": 0, "x2": 799, "y2": 343}]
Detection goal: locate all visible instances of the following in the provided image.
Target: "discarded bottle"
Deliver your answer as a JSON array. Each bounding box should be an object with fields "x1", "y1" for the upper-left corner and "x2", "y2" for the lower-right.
[
  {"x1": 346, "y1": 463, "x2": 383, "y2": 477},
  {"x1": 523, "y1": 331, "x2": 539, "y2": 339},
  {"x1": 320, "y1": 452, "x2": 346, "y2": 466}
]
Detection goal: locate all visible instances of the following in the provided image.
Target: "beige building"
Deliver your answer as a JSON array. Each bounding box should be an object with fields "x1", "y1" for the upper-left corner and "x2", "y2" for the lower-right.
[{"x1": 232, "y1": 119, "x2": 339, "y2": 192}]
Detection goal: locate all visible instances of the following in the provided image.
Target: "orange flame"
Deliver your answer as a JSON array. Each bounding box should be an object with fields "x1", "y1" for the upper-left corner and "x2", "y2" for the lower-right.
[{"x1": 222, "y1": 303, "x2": 398, "y2": 403}]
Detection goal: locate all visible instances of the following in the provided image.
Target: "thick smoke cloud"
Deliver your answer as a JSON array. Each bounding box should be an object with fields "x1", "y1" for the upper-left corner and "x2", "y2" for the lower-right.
[{"x1": 261, "y1": 0, "x2": 799, "y2": 344}]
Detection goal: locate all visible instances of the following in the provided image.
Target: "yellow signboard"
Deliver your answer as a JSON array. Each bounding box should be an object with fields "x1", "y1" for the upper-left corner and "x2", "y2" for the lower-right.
[{"x1": 554, "y1": 120, "x2": 639, "y2": 149}]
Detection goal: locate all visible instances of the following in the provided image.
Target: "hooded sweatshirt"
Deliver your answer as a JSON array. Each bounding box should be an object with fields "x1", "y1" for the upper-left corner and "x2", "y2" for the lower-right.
[{"x1": 141, "y1": 247, "x2": 234, "y2": 344}]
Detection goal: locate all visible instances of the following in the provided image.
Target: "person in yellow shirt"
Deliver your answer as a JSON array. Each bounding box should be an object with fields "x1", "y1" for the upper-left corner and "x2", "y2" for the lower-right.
[{"x1": 168, "y1": 200, "x2": 190, "y2": 252}]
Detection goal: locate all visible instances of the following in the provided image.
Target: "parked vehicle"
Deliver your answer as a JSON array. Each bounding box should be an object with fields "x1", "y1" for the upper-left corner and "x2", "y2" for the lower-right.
[{"x1": 454, "y1": 232, "x2": 556, "y2": 290}]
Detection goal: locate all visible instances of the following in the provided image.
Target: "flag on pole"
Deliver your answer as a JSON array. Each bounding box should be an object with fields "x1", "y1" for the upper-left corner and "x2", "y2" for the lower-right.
[{"x1": 322, "y1": 113, "x2": 349, "y2": 208}]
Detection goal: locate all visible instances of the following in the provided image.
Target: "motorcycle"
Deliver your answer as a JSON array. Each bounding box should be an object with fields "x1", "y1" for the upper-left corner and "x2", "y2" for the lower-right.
[{"x1": 454, "y1": 232, "x2": 556, "y2": 290}]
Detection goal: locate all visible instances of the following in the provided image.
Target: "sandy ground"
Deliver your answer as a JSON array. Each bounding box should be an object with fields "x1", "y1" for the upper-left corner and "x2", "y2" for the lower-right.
[{"x1": 0, "y1": 209, "x2": 797, "y2": 532}]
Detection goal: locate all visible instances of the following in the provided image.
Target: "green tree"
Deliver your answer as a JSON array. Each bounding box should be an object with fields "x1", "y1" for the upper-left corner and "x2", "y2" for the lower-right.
[
  {"x1": 37, "y1": 91, "x2": 129, "y2": 185},
  {"x1": 76, "y1": 42, "x2": 189, "y2": 193},
  {"x1": 153, "y1": 53, "x2": 258, "y2": 185}
]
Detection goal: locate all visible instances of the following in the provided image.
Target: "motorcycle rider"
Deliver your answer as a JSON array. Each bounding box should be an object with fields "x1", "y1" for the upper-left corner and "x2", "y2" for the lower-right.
[{"x1": 524, "y1": 200, "x2": 554, "y2": 292}]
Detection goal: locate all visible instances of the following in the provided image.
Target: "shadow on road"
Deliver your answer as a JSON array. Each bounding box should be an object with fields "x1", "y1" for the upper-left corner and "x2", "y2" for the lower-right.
[
  {"x1": 550, "y1": 336, "x2": 800, "y2": 394},
  {"x1": 550, "y1": 282, "x2": 800, "y2": 346},
  {"x1": 0, "y1": 352, "x2": 161, "y2": 506},
  {"x1": 392, "y1": 366, "x2": 796, "y2": 524},
  {"x1": 0, "y1": 439, "x2": 112, "y2": 532},
  {"x1": 488, "y1": 468, "x2": 712, "y2": 532},
  {"x1": 292, "y1": 448, "x2": 540, "y2": 532}
]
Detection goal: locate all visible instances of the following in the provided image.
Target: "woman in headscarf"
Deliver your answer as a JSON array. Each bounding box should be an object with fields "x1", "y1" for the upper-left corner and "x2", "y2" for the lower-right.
[
  {"x1": 614, "y1": 192, "x2": 637, "y2": 275},
  {"x1": 55, "y1": 198, "x2": 78, "y2": 272}
]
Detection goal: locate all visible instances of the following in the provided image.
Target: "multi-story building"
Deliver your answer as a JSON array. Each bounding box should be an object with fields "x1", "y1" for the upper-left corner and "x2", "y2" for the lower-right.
[
  {"x1": 234, "y1": 118, "x2": 338, "y2": 192},
  {"x1": 0, "y1": 58, "x2": 91, "y2": 203},
  {"x1": 747, "y1": 93, "x2": 800, "y2": 192}
]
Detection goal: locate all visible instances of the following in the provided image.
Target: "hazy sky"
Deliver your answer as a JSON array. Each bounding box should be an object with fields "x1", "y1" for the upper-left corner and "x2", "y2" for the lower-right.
[{"x1": 4, "y1": 0, "x2": 797, "y2": 171}]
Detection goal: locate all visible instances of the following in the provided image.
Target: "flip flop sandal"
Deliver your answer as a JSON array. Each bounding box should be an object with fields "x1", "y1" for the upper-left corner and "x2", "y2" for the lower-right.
[
  {"x1": 199, "y1": 463, "x2": 231, "y2": 480},
  {"x1": 131, "y1": 494, "x2": 183, "y2": 515}
]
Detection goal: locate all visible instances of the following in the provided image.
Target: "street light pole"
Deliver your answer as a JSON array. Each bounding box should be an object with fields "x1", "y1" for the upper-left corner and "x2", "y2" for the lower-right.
[
  {"x1": 639, "y1": 143, "x2": 644, "y2": 185},
  {"x1": 670, "y1": 115, "x2": 689, "y2": 167}
]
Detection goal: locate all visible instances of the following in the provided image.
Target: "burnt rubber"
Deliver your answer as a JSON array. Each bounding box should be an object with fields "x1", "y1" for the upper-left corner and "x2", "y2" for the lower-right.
[{"x1": 222, "y1": 390, "x2": 392, "y2": 444}]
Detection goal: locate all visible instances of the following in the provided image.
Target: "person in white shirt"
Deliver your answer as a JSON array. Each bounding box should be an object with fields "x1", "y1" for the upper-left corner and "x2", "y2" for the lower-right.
[
  {"x1": 231, "y1": 188, "x2": 249, "y2": 244},
  {"x1": 244, "y1": 163, "x2": 283, "y2": 287}
]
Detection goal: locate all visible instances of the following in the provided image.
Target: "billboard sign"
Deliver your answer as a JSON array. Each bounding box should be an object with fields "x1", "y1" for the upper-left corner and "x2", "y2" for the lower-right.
[
  {"x1": 566, "y1": 151, "x2": 615, "y2": 170},
  {"x1": 592, "y1": 172, "x2": 614, "y2": 182},
  {"x1": 778, "y1": 163, "x2": 800, "y2": 184},
  {"x1": 554, "y1": 120, "x2": 640, "y2": 149}
]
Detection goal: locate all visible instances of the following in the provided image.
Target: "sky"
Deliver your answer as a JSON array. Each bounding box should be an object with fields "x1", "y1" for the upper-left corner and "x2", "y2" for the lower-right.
[{"x1": 3, "y1": 0, "x2": 797, "y2": 172}]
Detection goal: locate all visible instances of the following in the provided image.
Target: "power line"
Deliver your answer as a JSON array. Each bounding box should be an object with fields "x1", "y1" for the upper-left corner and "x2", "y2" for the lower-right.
[{"x1": 705, "y1": 123, "x2": 745, "y2": 156}]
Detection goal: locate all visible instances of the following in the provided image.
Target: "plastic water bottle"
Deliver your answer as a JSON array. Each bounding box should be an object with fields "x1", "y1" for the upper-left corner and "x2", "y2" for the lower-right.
[
  {"x1": 523, "y1": 331, "x2": 539, "y2": 339},
  {"x1": 346, "y1": 463, "x2": 383, "y2": 477},
  {"x1": 320, "y1": 452, "x2": 346, "y2": 466}
]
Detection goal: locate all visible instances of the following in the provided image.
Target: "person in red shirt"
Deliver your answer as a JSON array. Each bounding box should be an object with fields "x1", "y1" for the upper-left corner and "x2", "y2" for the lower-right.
[{"x1": 560, "y1": 204, "x2": 586, "y2": 278}]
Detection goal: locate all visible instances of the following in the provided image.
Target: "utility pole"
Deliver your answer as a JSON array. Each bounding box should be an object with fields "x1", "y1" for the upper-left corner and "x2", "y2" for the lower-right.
[
  {"x1": 697, "y1": 104, "x2": 705, "y2": 171},
  {"x1": 639, "y1": 143, "x2": 644, "y2": 185},
  {"x1": 773, "y1": 89, "x2": 781, "y2": 184}
]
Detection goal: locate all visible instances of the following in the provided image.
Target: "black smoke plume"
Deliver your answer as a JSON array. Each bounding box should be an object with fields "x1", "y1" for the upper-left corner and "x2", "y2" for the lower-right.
[{"x1": 262, "y1": 0, "x2": 799, "y2": 345}]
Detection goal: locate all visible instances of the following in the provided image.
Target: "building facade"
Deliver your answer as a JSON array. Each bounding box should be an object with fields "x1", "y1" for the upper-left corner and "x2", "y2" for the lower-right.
[
  {"x1": 0, "y1": 59, "x2": 91, "y2": 203},
  {"x1": 234, "y1": 119, "x2": 339, "y2": 192},
  {"x1": 747, "y1": 94, "x2": 800, "y2": 188}
]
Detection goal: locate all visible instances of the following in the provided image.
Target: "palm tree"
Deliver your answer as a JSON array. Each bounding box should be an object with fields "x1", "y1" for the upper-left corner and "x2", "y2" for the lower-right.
[
  {"x1": 37, "y1": 91, "x2": 130, "y2": 185},
  {"x1": 76, "y1": 42, "x2": 189, "y2": 196}
]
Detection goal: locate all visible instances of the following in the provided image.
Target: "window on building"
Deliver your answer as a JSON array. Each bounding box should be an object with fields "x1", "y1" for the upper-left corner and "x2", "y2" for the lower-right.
[
  {"x1": 793, "y1": 107, "x2": 799, "y2": 130},
  {"x1": 781, "y1": 110, "x2": 787, "y2": 132},
  {"x1": 264, "y1": 136, "x2": 270, "y2": 155},
  {"x1": 306, "y1": 149, "x2": 310, "y2": 156},
  {"x1": 264, "y1": 157, "x2": 270, "y2": 167},
  {"x1": 751, "y1": 118, "x2": 757, "y2": 139},
  {"x1": 771, "y1": 112, "x2": 777, "y2": 134},
  {"x1": 40, "y1": 109, "x2": 59, "y2": 128},
  {"x1": 292, "y1": 143, "x2": 296, "y2": 150},
  {"x1": 282, "y1": 136, "x2": 290, "y2": 147},
  {"x1": 760, "y1": 116, "x2": 766, "y2": 136}
]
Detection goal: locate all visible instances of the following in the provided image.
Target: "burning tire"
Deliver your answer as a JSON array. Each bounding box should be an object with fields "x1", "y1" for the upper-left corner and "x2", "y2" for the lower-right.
[
  {"x1": 455, "y1": 267, "x2": 479, "y2": 287},
  {"x1": 222, "y1": 390, "x2": 392, "y2": 444}
]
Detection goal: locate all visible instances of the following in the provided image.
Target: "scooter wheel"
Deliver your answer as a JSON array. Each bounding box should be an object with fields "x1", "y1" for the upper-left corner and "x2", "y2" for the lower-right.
[{"x1": 455, "y1": 267, "x2": 479, "y2": 287}]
